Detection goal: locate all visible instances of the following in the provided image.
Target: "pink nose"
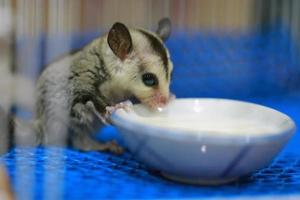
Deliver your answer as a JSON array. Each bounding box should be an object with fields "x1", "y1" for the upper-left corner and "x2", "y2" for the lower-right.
[
  {"x1": 150, "y1": 92, "x2": 171, "y2": 108},
  {"x1": 159, "y1": 96, "x2": 168, "y2": 105},
  {"x1": 160, "y1": 97, "x2": 168, "y2": 104}
]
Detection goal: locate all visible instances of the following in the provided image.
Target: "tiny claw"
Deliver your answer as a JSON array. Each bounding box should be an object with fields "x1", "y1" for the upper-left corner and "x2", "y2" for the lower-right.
[
  {"x1": 85, "y1": 101, "x2": 108, "y2": 124},
  {"x1": 107, "y1": 140, "x2": 124, "y2": 154},
  {"x1": 86, "y1": 101, "x2": 98, "y2": 113},
  {"x1": 105, "y1": 100, "x2": 133, "y2": 118},
  {"x1": 121, "y1": 100, "x2": 133, "y2": 112}
]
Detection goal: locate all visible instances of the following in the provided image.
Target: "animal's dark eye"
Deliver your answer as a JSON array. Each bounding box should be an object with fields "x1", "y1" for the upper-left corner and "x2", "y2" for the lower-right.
[{"x1": 142, "y1": 73, "x2": 158, "y2": 87}]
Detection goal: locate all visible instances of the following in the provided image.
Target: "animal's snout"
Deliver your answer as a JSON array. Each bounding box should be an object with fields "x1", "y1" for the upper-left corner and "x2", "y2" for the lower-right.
[
  {"x1": 150, "y1": 92, "x2": 171, "y2": 108},
  {"x1": 158, "y1": 93, "x2": 176, "y2": 105},
  {"x1": 143, "y1": 91, "x2": 175, "y2": 109},
  {"x1": 158, "y1": 95, "x2": 168, "y2": 105}
]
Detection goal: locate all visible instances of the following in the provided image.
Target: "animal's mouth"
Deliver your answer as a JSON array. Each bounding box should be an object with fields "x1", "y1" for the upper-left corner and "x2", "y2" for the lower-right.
[
  {"x1": 132, "y1": 94, "x2": 170, "y2": 109},
  {"x1": 128, "y1": 96, "x2": 142, "y2": 105}
]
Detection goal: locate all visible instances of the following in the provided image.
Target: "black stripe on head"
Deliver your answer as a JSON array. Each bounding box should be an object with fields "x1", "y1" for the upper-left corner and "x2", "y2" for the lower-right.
[{"x1": 139, "y1": 30, "x2": 169, "y2": 79}]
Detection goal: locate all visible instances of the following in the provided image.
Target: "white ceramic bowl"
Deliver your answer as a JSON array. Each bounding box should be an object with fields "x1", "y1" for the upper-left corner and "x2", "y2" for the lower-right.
[{"x1": 111, "y1": 98, "x2": 296, "y2": 185}]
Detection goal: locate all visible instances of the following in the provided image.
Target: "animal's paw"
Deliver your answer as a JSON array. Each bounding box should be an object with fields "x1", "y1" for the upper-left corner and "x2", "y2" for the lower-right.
[
  {"x1": 85, "y1": 101, "x2": 108, "y2": 124},
  {"x1": 72, "y1": 101, "x2": 108, "y2": 125},
  {"x1": 104, "y1": 101, "x2": 133, "y2": 124},
  {"x1": 104, "y1": 140, "x2": 124, "y2": 154},
  {"x1": 75, "y1": 138, "x2": 124, "y2": 154},
  {"x1": 73, "y1": 103, "x2": 94, "y2": 125},
  {"x1": 105, "y1": 100, "x2": 133, "y2": 116}
]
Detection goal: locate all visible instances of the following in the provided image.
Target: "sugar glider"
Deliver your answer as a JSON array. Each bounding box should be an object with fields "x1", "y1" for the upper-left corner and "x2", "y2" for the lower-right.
[{"x1": 0, "y1": 18, "x2": 173, "y2": 154}]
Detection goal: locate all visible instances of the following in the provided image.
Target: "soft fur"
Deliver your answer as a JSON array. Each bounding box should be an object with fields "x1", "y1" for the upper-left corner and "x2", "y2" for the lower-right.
[{"x1": 4, "y1": 18, "x2": 173, "y2": 153}]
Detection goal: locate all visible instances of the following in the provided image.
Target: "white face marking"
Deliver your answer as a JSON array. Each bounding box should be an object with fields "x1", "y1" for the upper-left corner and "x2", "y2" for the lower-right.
[{"x1": 99, "y1": 28, "x2": 172, "y2": 107}]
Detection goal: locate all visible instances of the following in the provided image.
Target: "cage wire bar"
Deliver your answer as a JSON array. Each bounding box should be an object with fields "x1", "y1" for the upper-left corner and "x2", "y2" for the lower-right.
[{"x1": 0, "y1": 0, "x2": 300, "y2": 199}]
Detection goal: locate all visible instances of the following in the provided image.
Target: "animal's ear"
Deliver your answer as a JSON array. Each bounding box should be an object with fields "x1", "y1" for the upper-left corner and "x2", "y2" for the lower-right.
[
  {"x1": 107, "y1": 22, "x2": 132, "y2": 61},
  {"x1": 156, "y1": 18, "x2": 172, "y2": 42}
]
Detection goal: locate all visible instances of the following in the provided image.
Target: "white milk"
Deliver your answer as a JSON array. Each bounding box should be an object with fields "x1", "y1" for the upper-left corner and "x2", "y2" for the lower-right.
[{"x1": 136, "y1": 116, "x2": 278, "y2": 135}]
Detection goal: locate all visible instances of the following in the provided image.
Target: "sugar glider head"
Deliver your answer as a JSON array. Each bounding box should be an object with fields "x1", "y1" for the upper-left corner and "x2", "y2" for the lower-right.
[{"x1": 107, "y1": 18, "x2": 173, "y2": 108}]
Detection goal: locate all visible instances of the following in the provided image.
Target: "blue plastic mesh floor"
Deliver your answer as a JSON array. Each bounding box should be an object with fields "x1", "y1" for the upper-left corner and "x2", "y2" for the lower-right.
[
  {"x1": 1, "y1": 29, "x2": 300, "y2": 199},
  {"x1": 1, "y1": 145, "x2": 300, "y2": 199}
]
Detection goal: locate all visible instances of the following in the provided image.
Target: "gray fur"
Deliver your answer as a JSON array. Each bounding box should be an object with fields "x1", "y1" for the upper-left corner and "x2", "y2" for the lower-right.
[
  {"x1": 2, "y1": 19, "x2": 173, "y2": 153},
  {"x1": 35, "y1": 38, "x2": 115, "y2": 150}
]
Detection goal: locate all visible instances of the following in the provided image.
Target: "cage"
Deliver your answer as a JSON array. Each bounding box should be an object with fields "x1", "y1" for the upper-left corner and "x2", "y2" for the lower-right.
[{"x1": 0, "y1": 0, "x2": 299, "y2": 199}]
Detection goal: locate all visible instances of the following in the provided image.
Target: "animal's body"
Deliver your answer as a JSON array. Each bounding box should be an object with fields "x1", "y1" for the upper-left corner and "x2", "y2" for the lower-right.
[{"x1": 0, "y1": 18, "x2": 173, "y2": 153}]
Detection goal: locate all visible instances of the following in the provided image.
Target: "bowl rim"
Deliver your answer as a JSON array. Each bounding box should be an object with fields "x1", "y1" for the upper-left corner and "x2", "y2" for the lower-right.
[{"x1": 111, "y1": 98, "x2": 296, "y2": 144}]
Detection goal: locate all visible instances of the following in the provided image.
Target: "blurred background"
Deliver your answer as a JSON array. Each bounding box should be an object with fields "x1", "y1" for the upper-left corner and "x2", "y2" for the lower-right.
[
  {"x1": 1, "y1": 0, "x2": 300, "y2": 110},
  {"x1": 0, "y1": 0, "x2": 300, "y2": 199}
]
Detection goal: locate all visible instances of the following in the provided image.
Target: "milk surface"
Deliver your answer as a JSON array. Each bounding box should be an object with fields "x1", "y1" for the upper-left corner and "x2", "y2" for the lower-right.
[{"x1": 136, "y1": 116, "x2": 278, "y2": 135}]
